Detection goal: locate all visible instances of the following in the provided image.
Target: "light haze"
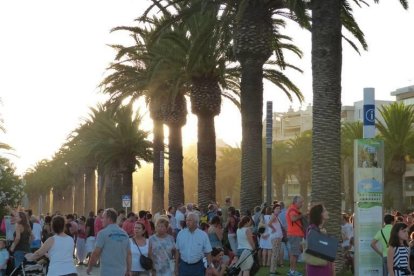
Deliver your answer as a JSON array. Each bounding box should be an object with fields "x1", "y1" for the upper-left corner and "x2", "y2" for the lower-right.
[{"x1": 0, "y1": 1, "x2": 413, "y2": 174}]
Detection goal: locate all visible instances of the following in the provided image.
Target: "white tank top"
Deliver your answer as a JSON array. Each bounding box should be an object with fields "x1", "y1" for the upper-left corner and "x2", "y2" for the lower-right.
[
  {"x1": 237, "y1": 227, "x2": 253, "y2": 250},
  {"x1": 47, "y1": 235, "x2": 77, "y2": 276}
]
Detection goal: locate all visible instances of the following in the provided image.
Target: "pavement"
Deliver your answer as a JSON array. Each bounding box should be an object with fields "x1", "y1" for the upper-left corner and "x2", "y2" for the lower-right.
[{"x1": 76, "y1": 264, "x2": 100, "y2": 276}]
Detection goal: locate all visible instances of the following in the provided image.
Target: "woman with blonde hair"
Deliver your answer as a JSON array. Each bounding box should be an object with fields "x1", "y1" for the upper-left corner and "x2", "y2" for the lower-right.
[{"x1": 149, "y1": 217, "x2": 176, "y2": 276}]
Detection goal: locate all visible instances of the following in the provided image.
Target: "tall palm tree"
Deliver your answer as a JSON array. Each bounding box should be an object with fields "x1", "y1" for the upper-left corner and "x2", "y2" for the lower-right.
[
  {"x1": 377, "y1": 102, "x2": 414, "y2": 211},
  {"x1": 144, "y1": 0, "x2": 305, "y2": 212},
  {"x1": 73, "y1": 105, "x2": 152, "y2": 209}
]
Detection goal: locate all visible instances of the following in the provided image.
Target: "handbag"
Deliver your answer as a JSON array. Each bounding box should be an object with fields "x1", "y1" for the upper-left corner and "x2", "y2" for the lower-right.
[
  {"x1": 132, "y1": 238, "x2": 153, "y2": 270},
  {"x1": 258, "y1": 216, "x2": 266, "y2": 234},
  {"x1": 305, "y1": 226, "x2": 339, "y2": 262},
  {"x1": 276, "y1": 217, "x2": 288, "y2": 243}
]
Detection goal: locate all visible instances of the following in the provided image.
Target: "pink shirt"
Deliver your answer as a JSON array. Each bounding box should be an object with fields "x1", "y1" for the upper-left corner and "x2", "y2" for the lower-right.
[
  {"x1": 94, "y1": 217, "x2": 103, "y2": 236},
  {"x1": 122, "y1": 220, "x2": 135, "y2": 236}
]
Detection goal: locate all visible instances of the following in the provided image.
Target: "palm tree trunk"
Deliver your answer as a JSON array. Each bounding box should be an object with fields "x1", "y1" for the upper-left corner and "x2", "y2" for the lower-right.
[
  {"x1": 152, "y1": 119, "x2": 165, "y2": 213},
  {"x1": 121, "y1": 171, "x2": 134, "y2": 211},
  {"x1": 240, "y1": 58, "x2": 264, "y2": 212},
  {"x1": 84, "y1": 167, "x2": 96, "y2": 214},
  {"x1": 168, "y1": 124, "x2": 184, "y2": 208},
  {"x1": 97, "y1": 171, "x2": 105, "y2": 209},
  {"x1": 388, "y1": 172, "x2": 404, "y2": 211},
  {"x1": 197, "y1": 114, "x2": 216, "y2": 208},
  {"x1": 311, "y1": 0, "x2": 343, "y2": 270},
  {"x1": 74, "y1": 173, "x2": 85, "y2": 216}
]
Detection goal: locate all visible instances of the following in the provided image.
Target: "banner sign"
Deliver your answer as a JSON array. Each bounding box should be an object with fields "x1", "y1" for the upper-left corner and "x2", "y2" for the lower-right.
[{"x1": 354, "y1": 139, "x2": 384, "y2": 276}]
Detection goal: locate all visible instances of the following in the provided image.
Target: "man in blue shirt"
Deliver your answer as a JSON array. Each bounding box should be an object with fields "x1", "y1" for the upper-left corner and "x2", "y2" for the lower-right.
[
  {"x1": 176, "y1": 213, "x2": 213, "y2": 276},
  {"x1": 87, "y1": 208, "x2": 132, "y2": 276}
]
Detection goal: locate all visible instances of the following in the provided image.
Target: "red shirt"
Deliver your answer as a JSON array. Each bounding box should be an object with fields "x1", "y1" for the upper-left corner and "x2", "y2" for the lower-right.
[
  {"x1": 286, "y1": 204, "x2": 304, "y2": 237},
  {"x1": 122, "y1": 219, "x2": 135, "y2": 236},
  {"x1": 94, "y1": 216, "x2": 103, "y2": 236},
  {"x1": 137, "y1": 218, "x2": 153, "y2": 236}
]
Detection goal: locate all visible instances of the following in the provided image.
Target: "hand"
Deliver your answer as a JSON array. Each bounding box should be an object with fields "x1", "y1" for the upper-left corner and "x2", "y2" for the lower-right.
[{"x1": 25, "y1": 253, "x2": 34, "y2": 261}]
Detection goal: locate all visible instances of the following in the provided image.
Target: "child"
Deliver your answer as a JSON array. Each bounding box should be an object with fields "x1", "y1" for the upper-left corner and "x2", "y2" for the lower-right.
[
  {"x1": 387, "y1": 222, "x2": 411, "y2": 276},
  {"x1": 0, "y1": 239, "x2": 9, "y2": 276}
]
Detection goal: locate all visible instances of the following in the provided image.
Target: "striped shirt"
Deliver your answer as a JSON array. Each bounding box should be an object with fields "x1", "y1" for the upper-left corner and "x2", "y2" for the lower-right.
[{"x1": 393, "y1": 246, "x2": 410, "y2": 276}]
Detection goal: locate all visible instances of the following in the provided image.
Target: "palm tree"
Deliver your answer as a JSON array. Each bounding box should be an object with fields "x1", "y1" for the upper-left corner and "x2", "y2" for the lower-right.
[
  {"x1": 144, "y1": 0, "x2": 306, "y2": 212},
  {"x1": 377, "y1": 102, "x2": 414, "y2": 211},
  {"x1": 73, "y1": 105, "x2": 152, "y2": 209},
  {"x1": 341, "y1": 121, "x2": 362, "y2": 211}
]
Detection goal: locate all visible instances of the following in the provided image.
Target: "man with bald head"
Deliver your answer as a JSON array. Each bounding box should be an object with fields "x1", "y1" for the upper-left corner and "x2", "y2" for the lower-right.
[{"x1": 175, "y1": 213, "x2": 213, "y2": 276}]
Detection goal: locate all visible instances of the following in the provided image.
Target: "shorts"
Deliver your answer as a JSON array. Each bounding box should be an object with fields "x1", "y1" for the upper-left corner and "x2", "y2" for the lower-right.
[
  {"x1": 288, "y1": 236, "x2": 303, "y2": 256},
  {"x1": 85, "y1": 236, "x2": 96, "y2": 253}
]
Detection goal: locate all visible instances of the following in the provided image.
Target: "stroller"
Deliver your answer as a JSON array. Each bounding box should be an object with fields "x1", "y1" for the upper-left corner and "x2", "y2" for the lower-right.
[
  {"x1": 226, "y1": 249, "x2": 260, "y2": 276},
  {"x1": 9, "y1": 257, "x2": 47, "y2": 276}
]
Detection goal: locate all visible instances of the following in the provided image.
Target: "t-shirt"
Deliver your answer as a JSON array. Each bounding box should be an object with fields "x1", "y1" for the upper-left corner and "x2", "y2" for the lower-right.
[
  {"x1": 86, "y1": 217, "x2": 95, "y2": 237},
  {"x1": 374, "y1": 224, "x2": 393, "y2": 257},
  {"x1": 94, "y1": 217, "x2": 103, "y2": 236},
  {"x1": 129, "y1": 238, "x2": 149, "y2": 272},
  {"x1": 175, "y1": 211, "x2": 185, "y2": 230},
  {"x1": 122, "y1": 220, "x2": 135, "y2": 237},
  {"x1": 286, "y1": 204, "x2": 304, "y2": 237},
  {"x1": 96, "y1": 224, "x2": 131, "y2": 276},
  {"x1": 341, "y1": 223, "x2": 354, "y2": 247}
]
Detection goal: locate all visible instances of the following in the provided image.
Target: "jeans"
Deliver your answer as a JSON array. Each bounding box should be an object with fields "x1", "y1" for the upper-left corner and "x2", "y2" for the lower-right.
[
  {"x1": 179, "y1": 259, "x2": 205, "y2": 276},
  {"x1": 14, "y1": 250, "x2": 25, "y2": 268},
  {"x1": 382, "y1": 256, "x2": 388, "y2": 276}
]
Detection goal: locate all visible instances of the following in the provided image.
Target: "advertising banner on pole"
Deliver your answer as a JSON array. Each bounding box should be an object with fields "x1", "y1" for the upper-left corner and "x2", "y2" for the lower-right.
[{"x1": 354, "y1": 139, "x2": 384, "y2": 276}]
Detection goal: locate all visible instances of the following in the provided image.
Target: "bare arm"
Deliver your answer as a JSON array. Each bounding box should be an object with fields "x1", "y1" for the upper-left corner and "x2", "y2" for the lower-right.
[
  {"x1": 10, "y1": 224, "x2": 21, "y2": 252},
  {"x1": 387, "y1": 246, "x2": 395, "y2": 276},
  {"x1": 268, "y1": 215, "x2": 277, "y2": 232},
  {"x1": 246, "y1": 228, "x2": 255, "y2": 250},
  {"x1": 26, "y1": 236, "x2": 54, "y2": 260},
  {"x1": 87, "y1": 247, "x2": 102, "y2": 274},
  {"x1": 370, "y1": 239, "x2": 382, "y2": 257}
]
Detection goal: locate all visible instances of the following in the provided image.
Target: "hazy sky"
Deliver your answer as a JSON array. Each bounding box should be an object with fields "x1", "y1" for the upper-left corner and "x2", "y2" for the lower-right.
[{"x1": 0, "y1": 1, "x2": 413, "y2": 174}]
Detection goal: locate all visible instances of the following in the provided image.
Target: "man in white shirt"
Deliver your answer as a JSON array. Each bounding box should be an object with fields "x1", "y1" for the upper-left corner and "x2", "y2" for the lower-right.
[{"x1": 176, "y1": 213, "x2": 213, "y2": 276}]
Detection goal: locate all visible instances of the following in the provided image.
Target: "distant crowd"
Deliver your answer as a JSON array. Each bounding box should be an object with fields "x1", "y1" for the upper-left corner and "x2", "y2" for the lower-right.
[{"x1": 2, "y1": 196, "x2": 414, "y2": 276}]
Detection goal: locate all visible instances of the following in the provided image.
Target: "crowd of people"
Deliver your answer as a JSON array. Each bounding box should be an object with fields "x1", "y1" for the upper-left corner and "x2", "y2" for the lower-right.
[{"x1": 2, "y1": 195, "x2": 414, "y2": 276}]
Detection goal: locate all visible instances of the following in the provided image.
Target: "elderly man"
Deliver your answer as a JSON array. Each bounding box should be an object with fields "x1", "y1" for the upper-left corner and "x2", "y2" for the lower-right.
[
  {"x1": 87, "y1": 208, "x2": 131, "y2": 276},
  {"x1": 286, "y1": 196, "x2": 305, "y2": 276},
  {"x1": 175, "y1": 213, "x2": 213, "y2": 276}
]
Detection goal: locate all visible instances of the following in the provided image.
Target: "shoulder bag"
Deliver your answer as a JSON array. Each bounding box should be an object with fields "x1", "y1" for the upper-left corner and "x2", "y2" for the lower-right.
[
  {"x1": 276, "y1": 217, "x2": 288, "y2": 243},
  {"x1": 132, "y1": 238, "x2": 153, "y2": 270}
]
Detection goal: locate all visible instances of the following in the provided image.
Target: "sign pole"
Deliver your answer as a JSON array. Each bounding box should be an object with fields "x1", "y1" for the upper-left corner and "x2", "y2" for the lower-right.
[{"x1": 266, "y1": 101, "x2": 273, "y2": 205}]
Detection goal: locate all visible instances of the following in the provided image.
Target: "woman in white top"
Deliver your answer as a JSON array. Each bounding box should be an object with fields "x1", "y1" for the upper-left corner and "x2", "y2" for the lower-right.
[
  {"x1": 25, "y1": 215, "x2": 77, "y2": 276},
  {"x1": 130, "y1": 221, "x2": 150, "y2": 276},
  {"x1": 268, "y1": 204, "x2": 283, "y2": 275},
  {"x1": 258, "y1": 206, "x2": 273, "y2": 266},
  {"x1": 236, "y1": 216, "x2": 256, "y2": 276}
]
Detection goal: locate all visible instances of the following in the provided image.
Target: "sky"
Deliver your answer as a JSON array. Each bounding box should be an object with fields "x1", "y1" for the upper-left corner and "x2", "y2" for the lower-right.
[{"x1": 0, "y1": 1, "x2": 413, "y2": 174}]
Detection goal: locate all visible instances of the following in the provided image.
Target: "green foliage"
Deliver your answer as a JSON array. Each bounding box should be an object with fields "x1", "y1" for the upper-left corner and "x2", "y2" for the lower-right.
[{"x1": 0, "y1": 158, "x2": 24, "y2": 218}]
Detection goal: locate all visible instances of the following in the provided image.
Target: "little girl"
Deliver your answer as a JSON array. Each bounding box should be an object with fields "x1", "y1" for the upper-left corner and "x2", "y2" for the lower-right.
[{"x1": 387, "y1": 222, "x2": 411, "y2": 276}]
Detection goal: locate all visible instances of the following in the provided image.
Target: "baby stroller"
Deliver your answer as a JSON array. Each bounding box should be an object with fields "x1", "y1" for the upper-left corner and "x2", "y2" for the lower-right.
[
  {"x1": 226, "y1": 249, "x2": 260, "y2": 276},
  {"x1": 9, "y1": 257, "x2": 47, "y2": 276}
]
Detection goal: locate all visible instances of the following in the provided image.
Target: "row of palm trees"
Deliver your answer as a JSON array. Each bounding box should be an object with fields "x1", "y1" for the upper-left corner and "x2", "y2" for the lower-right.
[
  {"x1": 24, "y1": 105, "x2": 152, "y2": 214},
  {"x1": 22, "y1": 1, "x2": 409, "y2": 252}
]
